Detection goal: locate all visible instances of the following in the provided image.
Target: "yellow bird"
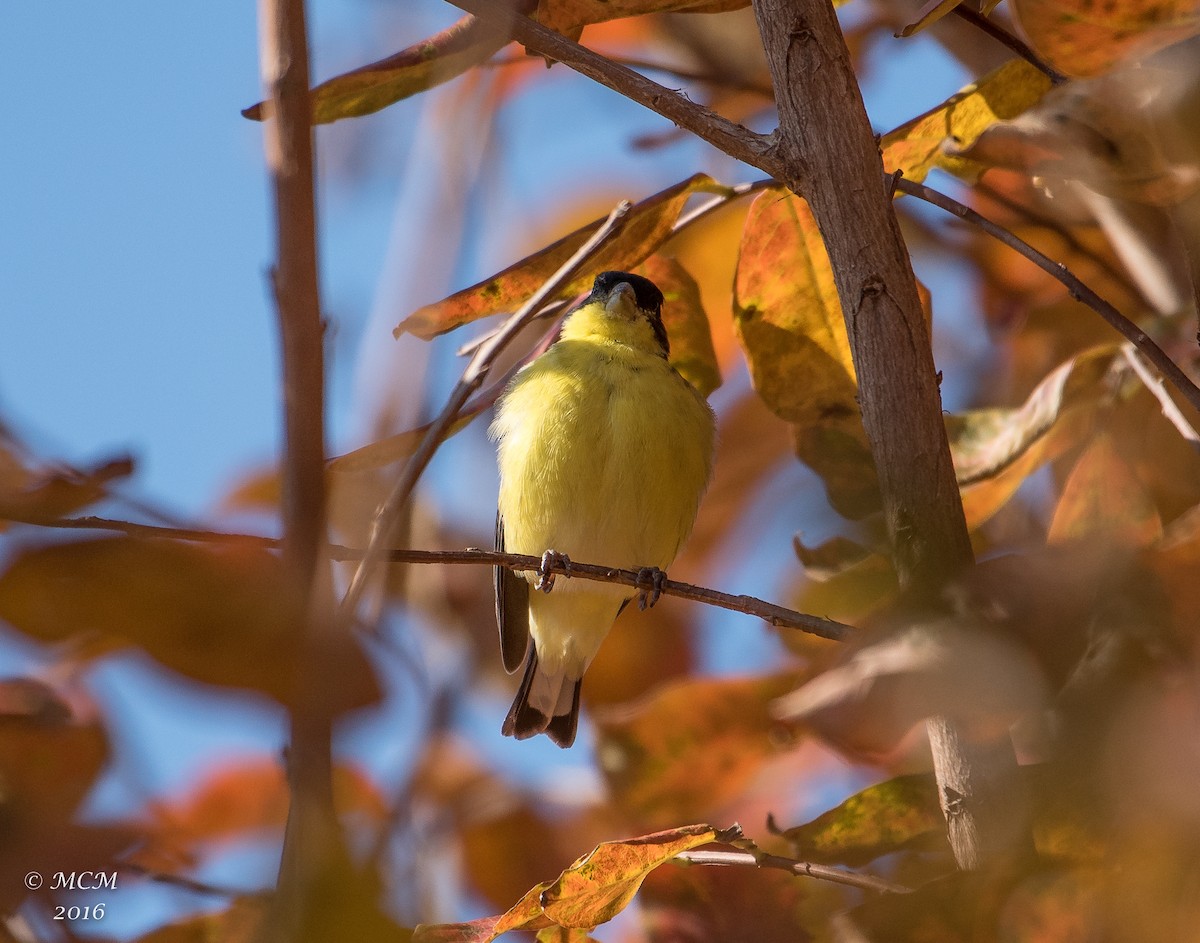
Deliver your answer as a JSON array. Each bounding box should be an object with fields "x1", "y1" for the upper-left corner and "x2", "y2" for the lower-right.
[{"x1": 491, "y1": 271, "x2": 715, "y2": 747}]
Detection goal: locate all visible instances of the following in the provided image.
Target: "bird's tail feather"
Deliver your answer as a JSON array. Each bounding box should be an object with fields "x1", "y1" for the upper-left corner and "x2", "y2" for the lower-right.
[{"x1": 502, "y1": 645, "x2": 582, "y2": 748}]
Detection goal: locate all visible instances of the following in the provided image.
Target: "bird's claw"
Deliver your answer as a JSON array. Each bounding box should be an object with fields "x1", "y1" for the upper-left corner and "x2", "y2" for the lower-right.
[
  {"x1": 635, "y1": 566, "x2": 666, "y2": 610},
  {"x1": 536, "y1": 550, "x2": 572, "y2": 593}
]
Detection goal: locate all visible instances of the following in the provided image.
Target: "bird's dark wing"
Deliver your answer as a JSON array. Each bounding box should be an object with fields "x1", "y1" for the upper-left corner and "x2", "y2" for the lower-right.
[{"x1": 495, "y1": 512, "x2": 529, "y2": 674}]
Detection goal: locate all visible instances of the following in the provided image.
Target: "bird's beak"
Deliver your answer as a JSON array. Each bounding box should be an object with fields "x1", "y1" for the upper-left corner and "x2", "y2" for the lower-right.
[{"x1": 603, "y1": 282, "x2": 639, "y2": 320}]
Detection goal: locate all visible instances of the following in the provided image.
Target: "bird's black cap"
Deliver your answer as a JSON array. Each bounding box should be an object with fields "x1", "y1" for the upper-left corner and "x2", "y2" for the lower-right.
[{"x1": 591, "y1": 271, "x2": 664, "y2": 313}]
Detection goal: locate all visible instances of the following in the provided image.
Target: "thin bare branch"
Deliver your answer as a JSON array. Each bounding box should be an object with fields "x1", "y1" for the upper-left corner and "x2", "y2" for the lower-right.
[
  {"x1": 445, "y1": 0, "x2": 779, "y2": 179},
  {"x1": 338, "y1": 200, "x2": 633, "y2": 621},
  {"x1": 895, "y1": 176, "x2": 1200, "y2": 415},
  {"x1": 7, "y1": 514, "x2": 852, "y2": 640},
  {"x1": 1122, "y1": 344, "x2": 1200, "y2": 449},
  {"x1": 947, "y1": 5, "x2": 1067, "y2": 85},
  {"x1": 675, "y1": 848, "x2": 912, "y2": 895}
]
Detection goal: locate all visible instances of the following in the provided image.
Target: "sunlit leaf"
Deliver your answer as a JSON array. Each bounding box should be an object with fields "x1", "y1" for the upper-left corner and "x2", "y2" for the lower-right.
[
  {"x1": 882, "y1": 59, "x2": 1053, "y2": 183},
  {"x1": 733, "y1": 188, "x2": 880, "y2": 518},
  {"x1": 244, "y1": 13, "x2": 521, "y2": 124},
  {"x1": 539, "y1": 825, "x2": 733, "y2": 928},
  {"x1": 415, "y1": 826, "x2": 730, "y2": 943},
  {"x1": 1048, "y1": 433, "x2": 1163, "y2": 546},
  {"x1": 776, "y1": 773, "x2": 950, "y2": 865},
  {"x1": 896, "y1": 0, "x2": 965, "y2": 37},
  {"x1": 594, "y1": 673, "x2": 802, "y2": 826},
  {"x1": 397, "y1": 174, "x2": 729, "y2": 339},
  {"x1": 0, "y1": 538, "x2": 379, "y2": 711},
  {"x1": 630, "y1": 255, "x2": 720, "y2": 396},
  {"x1": 1009, "y1": 0, "x2": 1200, "y2": 77},
  {"x1": 949, "y1": 345, "x2": 1121, "y2": 528}
]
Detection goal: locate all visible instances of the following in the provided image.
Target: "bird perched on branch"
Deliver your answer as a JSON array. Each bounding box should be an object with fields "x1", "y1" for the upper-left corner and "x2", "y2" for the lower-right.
[{"x1": 491, "y1": 270, "x2": 715, "y2": 747}]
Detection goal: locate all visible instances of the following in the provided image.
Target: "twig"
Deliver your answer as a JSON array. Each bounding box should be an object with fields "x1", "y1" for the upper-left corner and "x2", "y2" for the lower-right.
[
  {"x1": 484, "y1": 51, "x2": 777, "y2": 98},
  {"x1": 337, "y1": 200, "x2": 633, "y2": 621},
  {"x1": 895, "y1": 176, "x2": 1200, "y2": 415},
  {"x1": 947, "y1": 5, "x2": 1067, "y2": 85},
  {"x1": 5, "y1": 514, "x2": 852, "y2": 640},
  {"x1": 445, "y1": 0, "x2": 779, "y2": 180},
  {"x1": 675, "y1": 849, "x2": 911, "y2": 895},
  {"x1": 1122, "y1": 344, "x2": 1200, "y2": 449}
]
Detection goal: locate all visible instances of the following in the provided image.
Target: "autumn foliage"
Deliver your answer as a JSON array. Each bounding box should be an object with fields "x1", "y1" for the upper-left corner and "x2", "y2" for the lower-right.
[{"x1": 4, "y1": 0, "x2": 1200, "y2": 940}]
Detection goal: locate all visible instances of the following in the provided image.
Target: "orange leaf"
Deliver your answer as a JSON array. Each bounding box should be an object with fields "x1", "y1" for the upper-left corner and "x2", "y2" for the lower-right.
[
  {"x1": 733, "y1": 188, "x2": 880, "y2": 518},
  {"x1": 1009, "y1": 0, "x2": 1200, "y2": 77},
  {"x1": 1048, "y1": 433, "x2": 1163, "y2": 546},
  {"x1": 635, "y1": 255, "x2": 721, "y2": 397},
  {"x1": 397, "y1": 175, "x2": 729, "y2": 339},
  {"x1": 0, "y1": 452, "x2": 134, "y2": 524},
  {"x1": 0, "y1": 538, "x2": 379, "y2": 711},
  {"x1": 593, "y1": 674, "x2": 802, "y2": 825}
]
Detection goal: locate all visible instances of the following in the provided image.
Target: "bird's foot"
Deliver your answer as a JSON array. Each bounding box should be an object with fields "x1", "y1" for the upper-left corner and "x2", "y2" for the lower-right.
[
  {"x1": 635, "y1": 566, "x2": 667, "y2": 610},
  {"x1": 536, "y1": 550, "x2": 572, "y2": 593}
]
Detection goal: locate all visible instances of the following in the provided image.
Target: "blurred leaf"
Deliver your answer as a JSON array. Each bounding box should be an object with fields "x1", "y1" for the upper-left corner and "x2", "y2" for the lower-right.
[
  {"x1": 131, "y1": 899, "x2": 270, "y2": 943},
  {"x1": 136, "y1": 759, "x2": 387, "y2": 875},
  {"x1": 775, "y1": 773, "x2": 951, "y2": 865},
  {"x1": 775, "y1": 623, "x2": 1048, "y2": 760},
  {"x1": 329, "y1": 413, "x2": 479, "y2": 473},
  {"x1": 642, "y1": 847, "x2": 845, "y2": 942},
  {"x1": 882, "y1": 60, "x2": 1053, "y2": 183},
  {"x1": 0, "y1": 537, "x2": 379, "y2": 711},
  {"x1": 0, "y1": 683, "x2": 130, "y2": 911},
  {"x1": 950, "y1": 345, "x2": 1121, "y2": 528},
  {"x1": 733, "y1": 189, "x2": 880, "y2": 518},
  {"x1": 536, "y1": 0, "x2": 750, "y2": 41},
  {"x1": 1048, "y1": 433, "x2": 1163, "y2": 546},
  {"x1": 1009, "y1": 0, "x2": 1200, "y2": 77},
  {"x1": 0, "y1": 452, "x2": 134, "y2": 523},
  {"x1": 792, "y1": 534, "x2": 873, "y2": 582},
  {"x1": 792, "y1": 552, "x2": 899, "y2": 638},
  {"x1": 594, "y1": 673, "x2": 802, "y2": 826},
  {"x1": 416, "y1": 825, "x2": 730, "y2": 942},
  {"x1": 636, "y1": 255, "x2": 722, "y2": 397},
  {"x1": 397, "y1": 174, "x2": 729, "y2": 339},
  {"x1": 535, "y1": 927, "x2": 596, "y2": 943}
]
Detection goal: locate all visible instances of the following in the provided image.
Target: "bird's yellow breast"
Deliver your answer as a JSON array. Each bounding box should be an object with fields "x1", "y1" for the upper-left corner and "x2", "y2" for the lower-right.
[{"x1": 492, "y1": 306, "x2": 715, "y2": 577}]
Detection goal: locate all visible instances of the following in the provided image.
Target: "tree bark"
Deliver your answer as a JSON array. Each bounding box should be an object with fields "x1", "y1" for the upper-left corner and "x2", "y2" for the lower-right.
[{"x1": 750, "y1": 0, "x2": 1032, "y2": 869}]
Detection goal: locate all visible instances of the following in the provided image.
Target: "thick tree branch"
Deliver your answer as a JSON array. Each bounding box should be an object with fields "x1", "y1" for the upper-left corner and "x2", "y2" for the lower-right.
[
  {"x1": 749, "y1": 0, "x2": 1030, "y2": 872},
  {"x1": 7, "y1": 514, "x2": 851, "y2": 640}
]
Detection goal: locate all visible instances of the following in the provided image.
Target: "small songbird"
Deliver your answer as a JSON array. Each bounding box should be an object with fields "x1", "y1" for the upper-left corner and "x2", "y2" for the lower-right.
[{"x1": 491, "y1": 271, "x2": 716, "y2": 747}]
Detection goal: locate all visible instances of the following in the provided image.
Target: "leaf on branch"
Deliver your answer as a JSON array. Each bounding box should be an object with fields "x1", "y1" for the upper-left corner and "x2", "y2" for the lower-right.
[
  {"x1": 535, "y1": 0, "x2": 750, "y2": 42},
  {"x1": 1008, "y1": 0, "x2": 1200, "y2": 77},
  {"x1": 396, "y1": 174, "x2": 729, "y2": 339},
  {"x1": 594, "y1": 673, "x2": 804, "y2": 825},
  {"x1": 243, "y1": 12, "x2": 522, "y2": 125},
  {"x1": 792, "y1": 534, "x2": 873, "y2": 582},
  {"x1": 0, "y1": 537, "x2": 380, "y2": 712},
  {"x1": 895, "y1": 0, "x2": 965, "y2": 38},
  {"x1": 1048, "y1": 433, "x2": 1163, "y2": 546},
  {"x1": 774, "y1": 773, "x2": 951, "y2": 865},
  {"x1": 733, "y1": 189, "x2": 881, "y2": 518},
  {"x1": 881, "y1": 59, "x2": 1053, "y2": 184},
  {"x1": 414, "y1": 825, "x2": 733, "y2": 943},
  {"x1": 0, "y1": 451, "x2": 134, "y2": 524},
  {"x1": 635, "y1": 255, "x2": 722, "y2": 397},
  {"x1": 948, "y1": 344, "x2": 1123, "y2": 529},
  {"x1": 774, "y1": 622, "x2": 1048, "y2": 760}
]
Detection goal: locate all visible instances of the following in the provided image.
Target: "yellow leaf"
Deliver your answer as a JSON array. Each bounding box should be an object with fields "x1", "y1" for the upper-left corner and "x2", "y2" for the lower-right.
[
  {"x1": 1048, "y1": 433, "x2": 1163, "y2": 546},
  {"x1": 397, "y1": 175, "x2": 730, "y2": 339},
  {"x1": 882, "y1": 59, "x2": 1053, "y2": 183},
  {"x1": 733, "y1": 189, "x2": 880, "y2": 518},
  {"x1": 896, "y1": 0, "x2": 965, "y2": 37}
]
